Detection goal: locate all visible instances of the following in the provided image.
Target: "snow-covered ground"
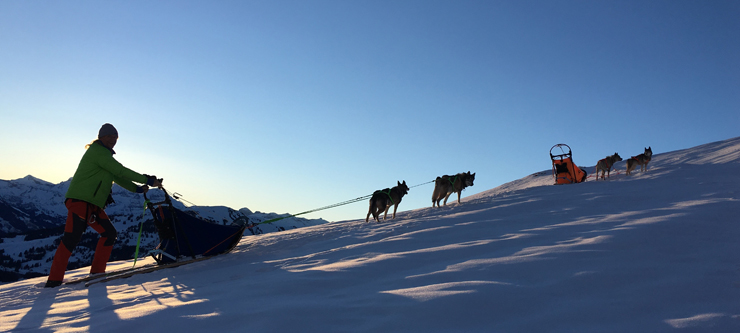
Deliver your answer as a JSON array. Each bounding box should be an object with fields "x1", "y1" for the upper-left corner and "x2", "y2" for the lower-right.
[{"x1": 1, "y1": 137, "x2": 739, "y2": 332}]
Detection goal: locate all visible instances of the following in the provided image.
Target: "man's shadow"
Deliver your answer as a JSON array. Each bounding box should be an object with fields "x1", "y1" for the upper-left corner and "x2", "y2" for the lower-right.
[
  {"x1": 86, "y1": 283, "x2": 122, "y2": 331},
  {"x1": 11, "y1": 283, "x2": 70, "y2": 332}
]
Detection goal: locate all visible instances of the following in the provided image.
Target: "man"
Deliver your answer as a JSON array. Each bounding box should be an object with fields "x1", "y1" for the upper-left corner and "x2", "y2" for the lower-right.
[{"x1": 45, "y1": 123, "x2": 162, "y2": 288}]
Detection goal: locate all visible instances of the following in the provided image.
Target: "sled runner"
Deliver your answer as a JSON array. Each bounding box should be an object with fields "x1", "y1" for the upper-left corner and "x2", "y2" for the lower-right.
[
  {"x1": 550, "y1": 144, "x2": 587, "y2": 185},
  {"x1": 64, "y1": 255, "x2": 212, "y2": 287},
  {"x1": 83, "y1": 256, "x2": 214, "y2": 287},
  {"x1": 144, "y1": 188, "x2": 246, "y2": 265}
]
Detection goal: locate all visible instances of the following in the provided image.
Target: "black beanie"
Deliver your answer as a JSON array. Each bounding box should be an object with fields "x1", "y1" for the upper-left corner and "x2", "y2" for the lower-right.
[{"x1": 98, "y1": 123, "x2": 118, "y2": 139}]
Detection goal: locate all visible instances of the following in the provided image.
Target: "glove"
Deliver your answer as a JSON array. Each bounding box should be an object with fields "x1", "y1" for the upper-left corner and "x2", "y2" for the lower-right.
[{"x1": 144, "y1": 174, "x2": 162, "y2": 187}]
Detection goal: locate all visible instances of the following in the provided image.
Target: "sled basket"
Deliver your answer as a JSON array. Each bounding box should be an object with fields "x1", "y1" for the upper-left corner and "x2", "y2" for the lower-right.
[
  {"x1": 144, "y1": 188, "x2": 246, "y2": 264},
  {"x1": 550, "y1": 144, "x2": 587, "y2": 185}
]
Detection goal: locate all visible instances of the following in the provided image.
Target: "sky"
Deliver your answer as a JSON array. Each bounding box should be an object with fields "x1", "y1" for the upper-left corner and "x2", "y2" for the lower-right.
[{"x1": 1, "y1": 0, "x2": 738, "y2": 222}]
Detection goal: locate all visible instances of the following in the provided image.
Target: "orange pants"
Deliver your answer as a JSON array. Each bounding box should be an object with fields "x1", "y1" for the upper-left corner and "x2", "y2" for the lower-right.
[{"x1": 47, "y1": 199, "x2": 117, "y2": 284}]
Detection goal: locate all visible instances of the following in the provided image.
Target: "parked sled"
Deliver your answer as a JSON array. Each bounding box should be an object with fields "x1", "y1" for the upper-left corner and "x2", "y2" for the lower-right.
[
  {"x1": 550, "y1": 144, "x2": 587, "y2": 185},
  {"x1": 144, "y1": 188, "x2": 246, "y2": 264}
]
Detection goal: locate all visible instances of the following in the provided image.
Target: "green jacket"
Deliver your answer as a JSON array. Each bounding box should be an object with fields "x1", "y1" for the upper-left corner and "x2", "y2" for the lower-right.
[{"x1": 65, "y1": 141, "x2": 147, "y2": 208}]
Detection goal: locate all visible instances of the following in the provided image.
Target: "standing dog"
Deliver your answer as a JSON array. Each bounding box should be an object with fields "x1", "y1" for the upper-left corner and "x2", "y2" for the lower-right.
[
  {"x1": 366, "y1": 181, "x2": 410, "y2": 222},
  {"x1": 595, "y1": 153, "x2": 622, "y2": 180},
  {"x1": 432, "y1": 171, "x2": 476, "y2": 207},
  {"x1": 626, "y1": 147, "x2": 653, "y2": 175}
]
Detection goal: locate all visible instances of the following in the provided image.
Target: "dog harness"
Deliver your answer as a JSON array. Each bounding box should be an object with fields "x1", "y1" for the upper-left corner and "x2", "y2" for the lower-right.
[
  {"x1": 381, "y1": 188, "x2": 394, "y2": 205},
  {"x1": 447, "y1": 175, "x2": 458, "y2": 187}
]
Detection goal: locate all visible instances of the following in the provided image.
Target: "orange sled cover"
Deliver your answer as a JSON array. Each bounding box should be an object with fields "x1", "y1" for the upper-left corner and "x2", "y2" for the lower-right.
[{"x1": 552, "y1": 157, "x2": 587, "y2": 184}]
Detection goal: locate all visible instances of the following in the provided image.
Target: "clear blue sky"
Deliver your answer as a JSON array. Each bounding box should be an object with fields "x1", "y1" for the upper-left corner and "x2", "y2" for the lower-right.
[{"x1": 1, "y1": 0, "x2": 738, "y2": 221}]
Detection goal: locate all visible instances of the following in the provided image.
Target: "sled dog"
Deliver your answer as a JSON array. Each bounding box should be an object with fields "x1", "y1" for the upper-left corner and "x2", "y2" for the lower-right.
[
  {"x1": 366, "y1": 181, "x2": 410, "y2": 222},
  {"x1": 595, "y1": 153, "x2": 622, "y2": 180},
  {"x1": 432, "y1": 171, "x2": 476, "y2": 207},
  {"x1": 626, "y1": 147, "x2": 653, "y2": 175}
]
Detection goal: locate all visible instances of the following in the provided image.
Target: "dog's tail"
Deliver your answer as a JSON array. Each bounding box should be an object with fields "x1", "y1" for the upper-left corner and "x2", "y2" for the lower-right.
[{"x1": 432, "y1": 177, "x2": 442, "y2": 205}]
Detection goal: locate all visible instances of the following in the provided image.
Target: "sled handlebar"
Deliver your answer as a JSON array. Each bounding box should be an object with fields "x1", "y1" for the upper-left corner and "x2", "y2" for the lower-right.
[{"x1": 143, "y1": 186, "x2": 172, "y2": 206}]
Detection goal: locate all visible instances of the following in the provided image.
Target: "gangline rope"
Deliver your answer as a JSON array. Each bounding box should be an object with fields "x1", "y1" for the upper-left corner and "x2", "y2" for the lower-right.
[
  {"x1": 252, "y1": 179, "x2": 435, "y2": 225},
  {"x1": 159, "y1": 180, "x2": 435, "y2": 226}
]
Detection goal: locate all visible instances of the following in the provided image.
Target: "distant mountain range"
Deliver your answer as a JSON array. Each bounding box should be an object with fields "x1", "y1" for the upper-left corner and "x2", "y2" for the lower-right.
[{"x1": 0, "y1": 176, "x2": 328, "y2": 282}]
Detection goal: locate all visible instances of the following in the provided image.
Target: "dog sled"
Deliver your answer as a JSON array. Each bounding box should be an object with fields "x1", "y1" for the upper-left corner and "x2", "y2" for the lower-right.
[
  {"x1": 550, "y1": 144, "x2": 587, "y2": 185},
  {"x1": 144, "y1": 188, "x2": 247, "y2": 264}
]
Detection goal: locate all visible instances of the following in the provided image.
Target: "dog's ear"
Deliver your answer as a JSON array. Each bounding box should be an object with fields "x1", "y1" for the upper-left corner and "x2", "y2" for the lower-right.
[
  {"x1": 397, "y1": 181, "x2": 401, "y2": 186},
  {"x1": 402, "y1": 180, "x2": 406, "y2": 185}
]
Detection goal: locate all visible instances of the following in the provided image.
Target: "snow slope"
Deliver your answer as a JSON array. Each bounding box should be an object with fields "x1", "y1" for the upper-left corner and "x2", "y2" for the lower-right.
[{"x1": 1, "y1": 137, "x2": 739, "y2": 332}]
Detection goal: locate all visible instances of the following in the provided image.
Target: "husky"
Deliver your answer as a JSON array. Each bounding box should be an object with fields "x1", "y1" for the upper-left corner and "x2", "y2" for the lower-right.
[
  {"x1": 432, "y1": 171, "x2": 476, "y2": 207},
  {"x1": 595, "y1": 153, "x2": 622, "y2": 180},
  {"x1": 366, "y1": 181, "x2": 410, "y2": 222},
  {"x1": 626, "y1": 147, "x2": 653, "y2": 175}
]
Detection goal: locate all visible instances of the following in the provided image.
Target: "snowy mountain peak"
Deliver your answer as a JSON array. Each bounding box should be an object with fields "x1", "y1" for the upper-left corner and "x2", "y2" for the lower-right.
[{"x1": 0, "y1": 177, "x2": 328, "y2": 282}]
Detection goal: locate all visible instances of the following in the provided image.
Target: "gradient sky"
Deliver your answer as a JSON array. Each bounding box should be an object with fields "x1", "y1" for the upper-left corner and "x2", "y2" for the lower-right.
[{"x1": 1, "y1": 0, "x2": 738, "y2": 222}]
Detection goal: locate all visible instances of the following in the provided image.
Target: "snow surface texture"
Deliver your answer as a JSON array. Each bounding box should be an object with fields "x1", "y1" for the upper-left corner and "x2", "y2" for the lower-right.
[{"x1": 1, "y1": 137, "x2": 739, "y2": 332}]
